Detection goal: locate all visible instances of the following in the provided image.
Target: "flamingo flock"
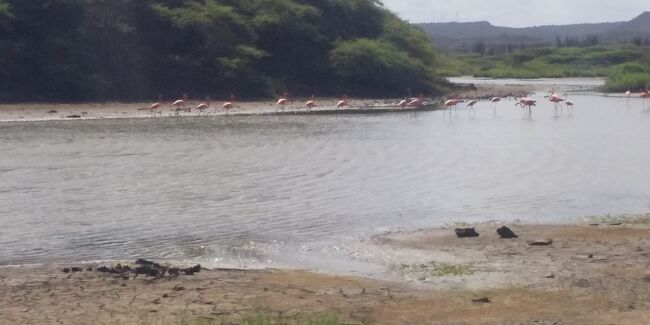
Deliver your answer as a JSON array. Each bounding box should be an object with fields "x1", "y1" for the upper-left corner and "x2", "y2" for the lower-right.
[
  {"x1": 441, "y1": 89, "x2": 562, "y2": 118},
  {"x1": 144, "y1": 85, "x2": 650, "y2": 118}
]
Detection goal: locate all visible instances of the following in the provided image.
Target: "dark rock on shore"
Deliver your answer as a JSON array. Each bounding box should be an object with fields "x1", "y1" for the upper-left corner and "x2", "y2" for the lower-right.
[
  {"x1": 455, "y1": 228, "x2": 479, "y2": 238},
  {"x1": 95, "y1": 259, "x2": 201, "y2": 280},
  {"x1": 135, "y1": 266, "x2": 160, "y2": 278},
  {"x1": 62, "y1": 266, "x2": 84, "y2": 273},
  {"x1": 135, "y1": 259, "x2": 163, "y2": 269},
  {"x1": 497, "y1": 226, "x2": 518, "y2": 239}
]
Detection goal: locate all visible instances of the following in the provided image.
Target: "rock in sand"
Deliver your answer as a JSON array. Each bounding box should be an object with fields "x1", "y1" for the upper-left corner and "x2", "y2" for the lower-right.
[
  {"x1": 496, "y1": 226, "x2": 518, "y2": 239},
  {"x1": 455, "y1": 228, "x2": 480, "y2": 238}
]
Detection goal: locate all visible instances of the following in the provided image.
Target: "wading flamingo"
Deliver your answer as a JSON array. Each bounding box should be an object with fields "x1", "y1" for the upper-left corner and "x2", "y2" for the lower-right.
[
  {"x1": 407, "y1": 98, "x2": 423, "y2": 108},
  {"x1": 149, "y1": 102, "x2": 162, "y2": 116},
  {"x1": 277, "y1": 98, "x2": 288, "y2": 111},
  {"x1": 222, "y1": 94, "x2": 236, "y2": 113},
  {"x1": 444, "y1": 98, "x2": 458, "y2": 109},
  {"x1": 398, "y1": 99, "x2": 408, "y2": 108},
  {"x1": 641, "y1": 89, "x2": 650, "y2": 109},
  {"x1": 515, "y1": 98, "x2": 536, "y2": 117},
  {"x1": 443, "y1": 98, "x2": 458, "y2": 117},
  {"x1": 305, "y1": 99, "x2": 317, "y2": 109},
  {"x1": 466, "y1": 99, "x2": 478, "y2": 116},
  {"x1": 490, "y1": 97, "x2": 501, "y2": 115},
  {"x1": 172, "y1": 99, "x2": 187, "y2": 115},
  {"x1": 337, "y1": 95, "x2": 349, "y2": 109},
  {"x1": 548, "y1": 88, "x2": 565, "y2": 115},
  {"x1": 641, "y1": 89, "x2": 650, "y2": 98},
  {"x1": 196, "y1": 103, "x2": 209, "y2": 115}
]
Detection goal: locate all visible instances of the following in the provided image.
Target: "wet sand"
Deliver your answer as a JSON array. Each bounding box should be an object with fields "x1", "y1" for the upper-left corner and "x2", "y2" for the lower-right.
[{"x1": 2, "y1": 216, "x2": 648, "y2": 324}]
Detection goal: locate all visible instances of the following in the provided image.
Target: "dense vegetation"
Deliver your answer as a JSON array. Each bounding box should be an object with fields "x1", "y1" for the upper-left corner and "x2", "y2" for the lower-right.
[
  {"x1": 440, "y1": 45, "x2": 650, "y2": 92},
  {"x1": 0, "y1": 0, "x2": 445, "y2": 102}
]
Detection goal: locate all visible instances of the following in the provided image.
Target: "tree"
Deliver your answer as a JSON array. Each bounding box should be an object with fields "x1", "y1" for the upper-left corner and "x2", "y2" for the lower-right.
[
  {"x1": 0, "y1": 0, "x2": 445, "y2": 101},
  {"x1": 330, "y1": 38, "x2": 438, "y2": 96}
]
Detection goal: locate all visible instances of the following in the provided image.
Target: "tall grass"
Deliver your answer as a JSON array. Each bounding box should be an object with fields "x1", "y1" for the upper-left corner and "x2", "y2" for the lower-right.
[
  {"x1": 441, "y1": 45, "x2": 650, "y2": 92},
  {"x1": 603, "y1": 62, "x2": 650, "y2": 92}
]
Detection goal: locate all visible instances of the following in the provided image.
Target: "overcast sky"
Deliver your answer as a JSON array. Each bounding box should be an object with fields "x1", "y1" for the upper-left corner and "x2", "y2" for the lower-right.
[{"x1": 381, "y1": 0, "x2": 649, "y2": 27}]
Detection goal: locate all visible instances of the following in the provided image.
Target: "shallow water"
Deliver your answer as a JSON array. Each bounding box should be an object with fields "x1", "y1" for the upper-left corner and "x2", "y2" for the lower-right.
[
  {"x1": 1, "y1": 81, "x2": 649, "y2": 267},
  {"x1": 448, "y1": 76, "x2": 606, "y2": 89}
]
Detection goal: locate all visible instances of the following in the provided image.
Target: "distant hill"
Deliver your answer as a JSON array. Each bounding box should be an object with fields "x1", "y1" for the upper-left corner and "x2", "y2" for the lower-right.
[{"x1": 418, "y1": 12, "x2": 650, "y2": 53}]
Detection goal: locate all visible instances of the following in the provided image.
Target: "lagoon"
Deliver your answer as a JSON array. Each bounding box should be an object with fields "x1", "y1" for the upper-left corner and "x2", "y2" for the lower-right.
[{"x1": 1, "y1": 79, "x2": 649, "y2": 267}]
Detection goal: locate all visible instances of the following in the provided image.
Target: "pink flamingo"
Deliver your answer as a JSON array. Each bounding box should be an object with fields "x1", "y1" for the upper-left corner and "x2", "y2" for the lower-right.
[
  {"x1": 444, "y1": 98, "x2": 458, "y2": 109},
  {"x1": 172, "y1": 99, "x2": 187, "y2": 115},
  {"x1": 515, "y1": 98, "x2": 536, "y2": 116},
  {"x1": 515, "y1": 98, "x2": 536, "y2": 108},
  {"x1": 277, "y1": 98, "x2": 288, "y2": 111},
  {"x1": 222, "y1": 94, "x2": 236, "y2": 113},
  {"x1": 641, "y1": 90, "x2": 650, "y2": 109},
  {"x1": 149, "y1": 102, "x2": 162, "y2": 116},
  {"x1": 398, "y1": 100, "x2": 408, "y2": 108},
  {"x1": 548, "y1": 88, "x2": 565, "y2": 115},
  {"x1": 196, "y1": 103, "x2": 209, "y2": 114},
  {"x1": 641, "y1": 90, "x2": 650, "y2": 98},
  {"x1": 466, "y1": 99, "x2": 478, "y2": 116},
  {"x1": 408, "y1": 98, "x2": 423, "y2": 108},
  {"x1": 443, "y1": 99, "x2": 458, "y2": 117},
  {"x1": 489, "y1": 97, "x2": 501, "y2": 115},
  {"x1": 303, "y1": 95, "x2": 317, "y2": 110},
  {"x1": 337, "y1": 95, "x2": 349, "y2": 109}
]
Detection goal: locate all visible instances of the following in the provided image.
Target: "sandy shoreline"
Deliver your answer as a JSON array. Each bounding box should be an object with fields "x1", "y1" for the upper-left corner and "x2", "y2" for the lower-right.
[
  {"x1": 0, "y1": 98, "x2": 439, "y2": 123},
  {"x1": 0, "y1": 83, "x2": 543, "y2": 123},
  {"x1": 2, "y1": 215, "x2": 649, "y2": 324}
]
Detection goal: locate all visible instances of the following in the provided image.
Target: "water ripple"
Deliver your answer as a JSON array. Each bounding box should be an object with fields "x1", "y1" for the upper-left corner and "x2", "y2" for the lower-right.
[{"x1": 1, "y1": 95, "x2": 650, "y2": 265}]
